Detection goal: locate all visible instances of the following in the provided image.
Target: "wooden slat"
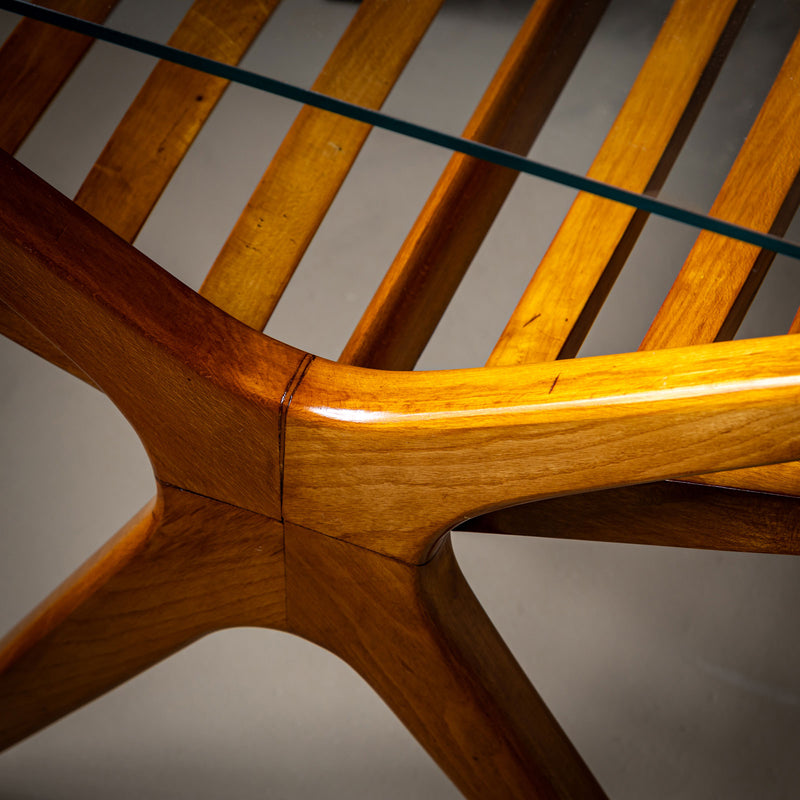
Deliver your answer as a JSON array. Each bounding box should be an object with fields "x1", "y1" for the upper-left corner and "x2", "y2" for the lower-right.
[
  {"x1": 641, "y1": 33, "x2": 800, "y2": 350},
  {"x1": 0, "y1": 0, "x2": 117, "y2": 154},
  {"x1": 458, "y1": 482, "x2": 800, "y2": 555},
  {"x1": 285, "y1": 334, "x2": 800, "y2": 563},
  {"x1": 339, "y1": 0, "x2": 610, "y2": 370},
  {"x1": 641, "y1": 32, "x2": 800, "y2": 496},
  {"x1": 488, "y1": 0, "x2": 750, "y2": 367},
  {"x1": 198, "y1": 0, "x2": 444, "y2": 331},
  {"x1": 74, "y1": 0, "x2": 278, "y2": 243},
  {"x1": 0, "y1": 484, "x2": 286, "y2": 750},
  {"x1": 286, "y1": 525, "x2": 608, "y2": 800}
]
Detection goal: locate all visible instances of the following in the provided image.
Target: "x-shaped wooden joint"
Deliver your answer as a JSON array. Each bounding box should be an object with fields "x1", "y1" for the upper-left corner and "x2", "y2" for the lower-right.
[{"x1": 3, "y1": 151, "x2": 800, "y2": 798}]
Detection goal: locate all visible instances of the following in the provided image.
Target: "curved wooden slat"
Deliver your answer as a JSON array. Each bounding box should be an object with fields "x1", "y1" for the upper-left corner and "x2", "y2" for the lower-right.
[
  {"x1": 74, "y1": 0, "x2": 278, "y2": 242},
  {"x1": 339, "y1": 0, "x2": 609, "y2": 370},
  {"x1": 0, "y1": 151, "x2": 306, "y2": 517},
  {"x1": 284, "y1": 334, "x2": 800, "y2": 563},
  {"x1": 0, "y1": 484, "x2": 286, "y2": 752},
  {"x1": 285, "y1": 524, "x2": 607, "y2": 800},
  {"x1": 198, "y1": 0, "x2": 444, "y2": 331},
  {"x1": 458, "y1": 481, "x2": 800, "y2": 554},
  {"x1": 488, "y1": 0, "x2": 750, "y2": 367},
  {"x1": 0, "y1": 0, "x2": 117, "y2": 154}
]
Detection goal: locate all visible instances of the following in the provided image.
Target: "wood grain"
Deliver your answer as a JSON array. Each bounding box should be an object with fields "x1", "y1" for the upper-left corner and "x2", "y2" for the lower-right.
[
  {"x1": 74, "y1": 0, "x2": 277, "y2": 242},
  {"x1": 458, "y1": 481, "x2": 800, "y2": 554},
  {"x1": 640, "y1": 31, "x2": 800, "y2": 496},
  {"x1": 641, "y1": 30, "x2": 800, "y2": 350},
  {"x1": 340, "y1": 0, "x2": 609, "y2": 370},
  {"x1": 0, "y1": 298, "x2": 98, "y2": 386},
  {"x1": 284, "y1": 335, "x2": 800, "y2": 563},
  {"x1": 0, "y1": 0, "x2": 117, "y2": 154},
  {"x1": 199, "y1": 0, "x2": 444, "y2": 331},
  {"x1": 0, "y1": 483, "x2": 286, "y2": 751},
  {"x1": 0, "y1": 151, "x2": 306, "y2": 518},
  {"x1": 488, "y1": 0, "x2": 749, "y2": 367},
  {"x1": 285, "y1": 523, "x2": 607, "y2": 800}
]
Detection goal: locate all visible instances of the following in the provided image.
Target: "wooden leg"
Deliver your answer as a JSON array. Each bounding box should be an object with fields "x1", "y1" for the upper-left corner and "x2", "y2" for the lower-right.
[
  {"x1": 0, "y1": 483, "x2": 286, "y2": 751},
  {"x1": 284, "y1": 524, "x2": 606, "y2": 800}
]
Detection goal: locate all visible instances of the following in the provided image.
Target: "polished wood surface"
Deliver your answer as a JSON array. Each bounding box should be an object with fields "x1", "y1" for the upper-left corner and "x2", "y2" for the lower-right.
[
  {"x1": 459, "y1": 481, "x2": 800, "y2": 554},
  {"x1": 0, "y1": 0, "x2": 275, "y2": 381},
  {"x1": 285, "y1": 523, "x2": 607, "y2": 800},
  {"x1": 0, "y1": 483, "x2": 286, "y2": 750},
  {"x1": 488, "y1": 0, "x2": 749, "y2": 366},
  {"x1": 74, "y1": 0, "x2": 278, "y2": 242},
  {"x1": 284, "y1": 335, "x2": 800, "y2": 563},
  {"x1": 0, "y1": 151, "x2": 306, "y2": 517},
  {"x1": 340, "y1": 0, "x2": 609, "y2": 370},
  {"x1": 2, "y1": 1, "x2": 800, "y2": 797},
  {"x1": 0, "y1": 0, "x2": 117, "y2": 154},
  {"x1": 199, "y1": 0, "x2": 444, "y2": 330},
  {"x1": 639, "y1": 30, "x2": 800, "y2": 495},
  {"x1": 642, "y1": 29, "x2": 800, "y2": 350}
]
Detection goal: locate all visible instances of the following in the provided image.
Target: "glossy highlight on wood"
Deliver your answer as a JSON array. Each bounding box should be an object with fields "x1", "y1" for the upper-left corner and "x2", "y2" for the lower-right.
[{"x1": 2, "y1": 0, "x2": 800, "y2": 797}]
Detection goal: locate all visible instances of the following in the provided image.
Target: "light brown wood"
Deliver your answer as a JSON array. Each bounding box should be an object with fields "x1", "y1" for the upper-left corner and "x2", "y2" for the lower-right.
[
  {"x1": 284, "y1": 335, "x2": 800, "y2": 563},
  {"x1": 198, "y1": 0, "x2": 444, "y2": 330},
  {"x1": 0, "y1": 0, "x2": 276, "y2": 384},
  {"x1": 640, "y1": 31, "x2": 800, "y2": 495},
  {"x1": 0, "y1": 0, "x2": 117, "y2": 154},
  {"x1": 4, "y1": 2, "x2": 800, "y2": 797},
  {"x1": 340, "y1": 0, "x2": 609, "y2": 370},
  {"x1": 459, "y1": 481, "x2": 800, "y2": 554},
  {"x1": 641, "y1": 30, "x2": 800, "y2": 350},
  {"x1": 74, "y1": 0, "x2": 277, "y2": 242},
  {"x1": 0, "y1": 483, "x2": 286, "y2": 751},
  {"x1": 285, "y1": 523, "x2": 607, "y2": 800},
  {"x1": 0, "y1": 298, "x2": 98, "y2": 386},
  {"x1": 488, "y1": 0, "x2": 749, "y2": 367}
]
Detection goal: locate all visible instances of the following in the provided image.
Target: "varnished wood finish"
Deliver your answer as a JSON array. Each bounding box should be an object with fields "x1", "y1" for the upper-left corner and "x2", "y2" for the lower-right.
[
  {"x1": 642, "y1": 30, "x2": 800, "y2": 350},
  {"x1": 340, "y1": 0, "x2": 609, "y2": 370},
  {"x1": 74, "y1": 0, "x2": 277, "y2": 242},
  {"x1": 459, "y1": 481, "x2": 800, "y2": 554},
  {"x1": 284, "y1": 336, "x2": 800, "y2": 563},
  {"x1": 0, "y1": 298, "x2": 97, "y2": 386},
  {"x1": 0, "y1": 0, "x2": 117, "y2": 154},
  {"x1": 640, "y1": 32, "x2": 800, "y2": 496},
  {"x1": 0, "y1": 483, "x2": 286, "y2": 750},
  {"x1": 285, "y1": 524, "x2": 607, "y2": 800},
  {"x1": 0, "y1": 0, "x2": 276, "y2": 382},
  {"x1": 4, "y1": 2, "x2": 800, "y2": 796},
  {"x1": 488, "y1": 0, "x2": 749, "y2": 367},
  {"x1": 198, "y1": 0, "x2": 444, "y2": 330},
  {"x1": 0, "y1": 152, "x2": 306, "y2": 517}
]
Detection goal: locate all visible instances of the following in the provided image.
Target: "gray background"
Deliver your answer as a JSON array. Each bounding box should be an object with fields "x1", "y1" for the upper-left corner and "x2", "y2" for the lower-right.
[{"x1": 2, "y1": 0, "x2": 800, "y2": 797}]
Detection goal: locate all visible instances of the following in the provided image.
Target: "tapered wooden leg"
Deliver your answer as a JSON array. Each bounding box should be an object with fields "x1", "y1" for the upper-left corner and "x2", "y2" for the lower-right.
[
  {"x1": 284, "y1": 523, "x2": 606, "y2": 800},
  {"x1": 0, "y1": 483, "x2": 286, "y2": 751}
]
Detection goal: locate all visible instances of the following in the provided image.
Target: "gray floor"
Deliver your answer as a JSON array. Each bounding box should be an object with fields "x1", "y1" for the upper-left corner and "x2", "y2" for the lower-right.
[{"x1": 2, "y1": 0, "x2": 800, "y2": 797}]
